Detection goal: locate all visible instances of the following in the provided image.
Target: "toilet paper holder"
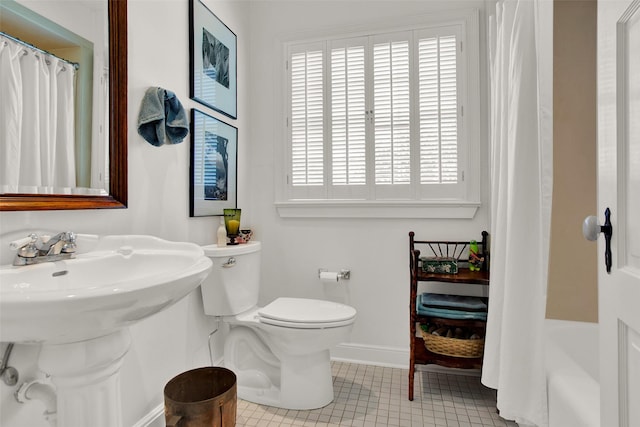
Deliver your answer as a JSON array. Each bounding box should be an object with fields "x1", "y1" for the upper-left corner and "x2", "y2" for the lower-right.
[{"x1": 318, "y1": 268, "x2": 351, "y2": 280}]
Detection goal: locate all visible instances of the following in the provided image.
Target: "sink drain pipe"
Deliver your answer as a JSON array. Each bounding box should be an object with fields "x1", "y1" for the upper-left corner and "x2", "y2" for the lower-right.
[
  {"x1": 15, "y1": 377, "x2": 57, "y2": 427},
  {"x1": 1, "y1": 343, "x2": 19, "y2": 386}
]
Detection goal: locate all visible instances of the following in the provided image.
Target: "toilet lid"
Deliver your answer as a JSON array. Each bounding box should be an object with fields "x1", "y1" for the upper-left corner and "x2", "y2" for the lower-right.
[{"x1": 258, "y1": 297, "x2": 356, "y2": 325}]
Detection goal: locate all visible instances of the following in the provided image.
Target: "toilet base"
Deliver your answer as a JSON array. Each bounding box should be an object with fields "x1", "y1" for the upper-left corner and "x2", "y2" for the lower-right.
[
  {"x1": 236, "y1": 350, "x2": 334, "y2": 410},
  {"x1": 224, "y1": 326, "x2": 335, "y2": 410}
]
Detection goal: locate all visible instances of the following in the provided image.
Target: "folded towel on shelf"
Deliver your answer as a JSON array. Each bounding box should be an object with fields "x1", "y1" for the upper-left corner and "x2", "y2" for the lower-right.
[
  {"x1": 419, "y1": 293, "x2": 487, "y2": 312},
  {"x1": 416, "y1": 302, "x2": 488, "y2": 321}
]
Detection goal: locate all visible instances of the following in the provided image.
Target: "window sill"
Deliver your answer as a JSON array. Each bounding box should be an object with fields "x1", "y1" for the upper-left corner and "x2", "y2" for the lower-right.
[{"x1": 275, "y1": 200, "x2": 480, "y2": 219}]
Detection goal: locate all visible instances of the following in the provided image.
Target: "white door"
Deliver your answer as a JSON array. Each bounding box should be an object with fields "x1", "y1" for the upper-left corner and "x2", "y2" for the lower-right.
[{"x1": 597, "y1": 1, "x2": 640, "y2": 426}]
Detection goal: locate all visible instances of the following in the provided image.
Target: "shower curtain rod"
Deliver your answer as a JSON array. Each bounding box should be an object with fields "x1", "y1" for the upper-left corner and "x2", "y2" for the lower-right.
[{"x1": 0, "y1": 31, "x2": 80, "y2": 70}]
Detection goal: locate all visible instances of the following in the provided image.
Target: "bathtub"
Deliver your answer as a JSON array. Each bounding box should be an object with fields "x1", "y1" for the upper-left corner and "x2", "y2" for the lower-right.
[{"x1": 545, "y1": 319, "x2": 600, "y2": 427}]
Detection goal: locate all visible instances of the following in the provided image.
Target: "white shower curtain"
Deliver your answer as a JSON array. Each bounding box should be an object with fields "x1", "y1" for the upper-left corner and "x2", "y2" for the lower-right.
[
  {"x1": 0, "y1": 34, "x2": 76, "y2": 193},
  {"x1": 481, "y1": 1, "x2": 553, "y2": 426}
]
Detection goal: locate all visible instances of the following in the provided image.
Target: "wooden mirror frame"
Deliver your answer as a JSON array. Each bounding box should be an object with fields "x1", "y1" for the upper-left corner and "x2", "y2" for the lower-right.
[{"x1": 0, "y1": 0, "x2": 127, "y2": 211}]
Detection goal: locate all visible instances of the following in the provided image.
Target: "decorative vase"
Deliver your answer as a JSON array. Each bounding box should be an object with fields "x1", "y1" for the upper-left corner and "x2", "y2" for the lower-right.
[{"x1": 223, "y1": 209, "x2": 241, "y2": 245}]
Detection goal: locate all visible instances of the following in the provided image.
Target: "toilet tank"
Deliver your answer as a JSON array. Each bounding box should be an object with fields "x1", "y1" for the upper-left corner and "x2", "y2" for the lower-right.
[{"x1": 200, "y1": 241, "x2": 261, "y2": 316}]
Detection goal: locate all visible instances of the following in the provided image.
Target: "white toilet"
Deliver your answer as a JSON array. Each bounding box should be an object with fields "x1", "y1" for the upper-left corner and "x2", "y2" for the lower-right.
[{"x1": 200, "y1": 241, "x2": 356, "y2": 410}]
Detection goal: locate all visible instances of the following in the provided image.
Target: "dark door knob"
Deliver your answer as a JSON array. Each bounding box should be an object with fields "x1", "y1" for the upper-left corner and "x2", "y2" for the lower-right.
[{"x1": 583, "y1": 208, "x2": 613, "y2": 273}]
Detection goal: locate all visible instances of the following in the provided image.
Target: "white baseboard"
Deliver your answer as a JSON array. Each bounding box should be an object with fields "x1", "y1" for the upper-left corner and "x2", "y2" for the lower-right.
[
  {"x1": 132, "y1": 403, "x2": 164, "y2": 427},
  {"x1": 331, "y1": 342, "x2": 409, "y2": 368},
  {"x1": 330, "y1": 342, "x2": 481, "y2": 377}
]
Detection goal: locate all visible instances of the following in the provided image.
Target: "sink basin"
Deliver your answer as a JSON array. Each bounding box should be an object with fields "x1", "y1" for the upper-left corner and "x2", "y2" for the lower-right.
[
  {"x1": 0, "y1": 233, "x2": 213, "y2": 427},
  {"x1": 0, "y1": 234, "x2": 212, "y2": 343}
]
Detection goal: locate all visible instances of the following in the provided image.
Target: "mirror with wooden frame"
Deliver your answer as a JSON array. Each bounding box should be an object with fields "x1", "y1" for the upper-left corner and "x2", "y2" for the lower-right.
[{"x1": 0, "y1": 0, "x2": 127, "y2": 211}]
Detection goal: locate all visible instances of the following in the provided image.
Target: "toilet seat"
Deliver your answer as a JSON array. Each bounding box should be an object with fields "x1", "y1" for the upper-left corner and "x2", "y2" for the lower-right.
[
  {"x1": 257, "y1": 297, "x2": 356, "y2": 329},
  {"x1": 258, "y1": 317, "x2": 355, "y2": 329}
]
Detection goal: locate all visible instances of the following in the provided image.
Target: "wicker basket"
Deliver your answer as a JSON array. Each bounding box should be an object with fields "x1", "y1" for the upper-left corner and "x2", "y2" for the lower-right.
[{"x1": 420, "y1": 327, "x2": 484, "y2": 358}]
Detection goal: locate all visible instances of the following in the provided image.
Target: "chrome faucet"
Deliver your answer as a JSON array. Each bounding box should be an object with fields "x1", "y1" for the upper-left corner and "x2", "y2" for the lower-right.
[{"x1": 10, "y1": 232, "x2": 77, "y2": 266}]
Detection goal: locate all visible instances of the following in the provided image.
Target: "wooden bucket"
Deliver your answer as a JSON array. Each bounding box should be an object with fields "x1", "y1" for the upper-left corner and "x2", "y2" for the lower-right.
[{"x1": 164, "y1": 367, "x2": 237, "y2": 427}]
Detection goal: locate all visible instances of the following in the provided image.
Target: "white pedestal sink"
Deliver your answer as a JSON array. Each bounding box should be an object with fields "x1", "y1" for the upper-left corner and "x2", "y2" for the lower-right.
[{"x1": 0, "y1": 234, "x2": 213, "y2": 427}]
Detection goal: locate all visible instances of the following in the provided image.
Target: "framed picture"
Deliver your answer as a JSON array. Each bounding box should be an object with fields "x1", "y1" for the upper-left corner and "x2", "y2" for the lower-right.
[
  {"x1": 190, "y1": 109, "x2": 238, "y2": 217},
  {"x1": 189, "y1": 0, "x2": 237, "y2": 119}
]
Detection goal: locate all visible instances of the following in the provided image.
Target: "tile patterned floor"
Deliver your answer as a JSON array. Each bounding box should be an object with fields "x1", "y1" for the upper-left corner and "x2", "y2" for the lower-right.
[{"x1": 236, "y1": 362, "x2": 518, "y2": 426}]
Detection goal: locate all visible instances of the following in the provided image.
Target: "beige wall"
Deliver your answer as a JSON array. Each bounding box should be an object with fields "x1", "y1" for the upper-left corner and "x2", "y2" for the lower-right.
[{"x1": 546, "y1": 0, "x2": 598, "y2": 322}]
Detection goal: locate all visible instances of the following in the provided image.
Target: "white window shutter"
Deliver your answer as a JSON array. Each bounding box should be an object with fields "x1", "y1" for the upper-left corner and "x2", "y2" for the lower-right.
[
  {"x1": 372, "y1": 37, "x2": 411, "y2": 186},
  {"x1": 290, "y1": 49, "x2": 324, "y2": 186},
  {"x1": 418, "y1": 34, "x2": 458, "y2": 185},
  {"x1": 330, "y1": 42, "x2": 366, "y2": 186}
]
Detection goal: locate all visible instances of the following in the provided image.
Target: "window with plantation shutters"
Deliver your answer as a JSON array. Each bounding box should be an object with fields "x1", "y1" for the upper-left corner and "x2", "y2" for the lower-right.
[{"x1": 282, "y1": 11, "x2": 481, "y2": 216}]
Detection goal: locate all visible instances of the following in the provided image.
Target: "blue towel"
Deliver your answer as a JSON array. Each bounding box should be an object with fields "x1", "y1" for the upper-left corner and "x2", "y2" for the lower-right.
[
  {"x1": 419, "y1": 293, "x2": 487, "y2": 312},
  {"x1": 416, "y1": 302, "x2": 488, "y2": 321},
  {"x1": 137, "y1": 87, "x2": 189, "y2": 146}
]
